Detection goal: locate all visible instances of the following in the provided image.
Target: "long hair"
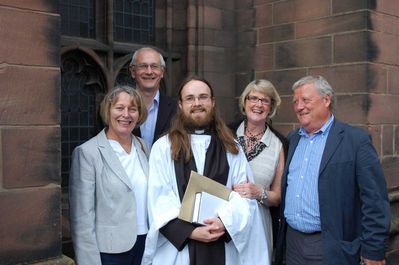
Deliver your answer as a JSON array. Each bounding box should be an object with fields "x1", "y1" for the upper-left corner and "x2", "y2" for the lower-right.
[{"x1": 169, "y1": 76, "x2": 238, "y2": 162}]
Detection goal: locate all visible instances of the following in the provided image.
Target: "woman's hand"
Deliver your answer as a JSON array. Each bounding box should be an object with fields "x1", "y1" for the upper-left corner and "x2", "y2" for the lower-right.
[{"x1": 233, "y1": 182, "x2": 262, "y2": 200}]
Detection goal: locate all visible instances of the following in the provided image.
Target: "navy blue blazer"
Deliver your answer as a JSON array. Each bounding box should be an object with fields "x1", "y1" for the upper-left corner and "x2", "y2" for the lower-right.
[
  {"x1": 133, "y1": 92, "x2": 176, "y2": 145},
  {"x1": 276, "y1": 119, "x2": 391, "y2": 265}
]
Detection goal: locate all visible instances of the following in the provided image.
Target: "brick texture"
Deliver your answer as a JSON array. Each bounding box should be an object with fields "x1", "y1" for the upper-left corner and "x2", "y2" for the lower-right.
[
  {"x1": 2, "y1": 127, "x2": 60, "y2": 188},
  {"x1": 0, "y1": 65, "x2": 60, "y2": 125},
  {"x1": 0, "y1": 8, "x2": 59, "y2": 66},
  {"x1": 275, "y1": 37, "x2": 332, "y2": 68},
  {"x1": 0, "y1": 188, "x2": 61, "y2": 264}
]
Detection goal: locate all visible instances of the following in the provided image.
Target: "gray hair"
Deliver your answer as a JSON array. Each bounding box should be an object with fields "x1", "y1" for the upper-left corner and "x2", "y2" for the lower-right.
[
  {"x1": 292, "y1": 75, "x2": 335, "y2": 111},
  {"x1": 129, "y1": 47, "x2": 166, "y2": 67}
]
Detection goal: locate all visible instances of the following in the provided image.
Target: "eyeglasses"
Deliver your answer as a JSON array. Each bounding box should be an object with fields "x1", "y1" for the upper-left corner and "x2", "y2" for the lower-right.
[
  {"x1": 134, "y1": 63, "x2": 163, "y2": 71},
  {"x1": 246, "y1": 95, "x2": 272, "y2": 106},
  {"x1": 182, "y1": 94, "x2": 212, "y2": 104}
]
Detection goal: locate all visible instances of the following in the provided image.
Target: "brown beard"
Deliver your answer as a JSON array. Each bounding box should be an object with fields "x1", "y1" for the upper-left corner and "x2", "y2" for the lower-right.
[{"x1": 181, "y1": 107, "x2": 215, "y2": 129}]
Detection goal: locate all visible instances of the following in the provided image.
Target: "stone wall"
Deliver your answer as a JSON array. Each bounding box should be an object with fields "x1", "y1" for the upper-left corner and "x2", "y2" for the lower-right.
[{"x1": 0, "y1": 1, "x2": 63, "y2": 264}]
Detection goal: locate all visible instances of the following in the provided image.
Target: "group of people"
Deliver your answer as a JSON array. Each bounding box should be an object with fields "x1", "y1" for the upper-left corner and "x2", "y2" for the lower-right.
[{"x1": 69, "y1": 47, "x2": 391, "y2": 265}]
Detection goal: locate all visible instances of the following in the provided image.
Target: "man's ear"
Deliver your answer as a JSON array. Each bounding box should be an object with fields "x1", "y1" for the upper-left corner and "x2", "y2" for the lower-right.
[
  {"x1": 178, "y1": 100, "x2": 183, "y2": 109},
  {"x1": 129, "y1": 65, "x2": 135, "y2": 79}
]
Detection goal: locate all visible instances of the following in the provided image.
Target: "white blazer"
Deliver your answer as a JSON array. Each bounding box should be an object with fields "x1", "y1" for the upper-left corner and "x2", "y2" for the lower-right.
[{"x1": 69, "y1": 129, "x2": 149, "y2": 265}]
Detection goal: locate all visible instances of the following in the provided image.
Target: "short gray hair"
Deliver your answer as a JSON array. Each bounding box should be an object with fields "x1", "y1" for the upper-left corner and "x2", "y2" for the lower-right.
[
  {"x1": 129, "y1": 47, "x2": 166, "y2": 67},
  {"x1": 292, "y1": 75, "x2": 335, "y2": 112}
]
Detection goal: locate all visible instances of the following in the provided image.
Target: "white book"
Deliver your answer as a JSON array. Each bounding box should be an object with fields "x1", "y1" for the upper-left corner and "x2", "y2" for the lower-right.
[{"x1": 192, "y1": 191, "x2": 228, "y2": 225}]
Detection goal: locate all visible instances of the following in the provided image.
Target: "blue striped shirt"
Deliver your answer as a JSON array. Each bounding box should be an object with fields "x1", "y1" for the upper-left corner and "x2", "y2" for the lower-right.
[{"x1": 284, "y1": 115, "x2": 334, "y2": 233}]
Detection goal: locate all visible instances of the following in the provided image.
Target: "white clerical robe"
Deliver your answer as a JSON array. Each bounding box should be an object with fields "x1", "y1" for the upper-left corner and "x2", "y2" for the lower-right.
[{"x1": 141, "y1": 134, "x2": 270, "y2": 265}]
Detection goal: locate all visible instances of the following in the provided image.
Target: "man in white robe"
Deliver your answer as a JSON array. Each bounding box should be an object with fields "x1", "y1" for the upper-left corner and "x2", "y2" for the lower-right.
[{"x1": 142, "y1": 76, "x2": 269, "y2": 265}]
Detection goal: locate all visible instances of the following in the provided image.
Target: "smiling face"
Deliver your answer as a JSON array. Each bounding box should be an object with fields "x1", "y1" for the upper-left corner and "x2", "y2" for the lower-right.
[
  {"x1": 107, "y1": 92, "x2": 139, "y2": 140},
  {"x1": 179, "y1": 80, "x2": 215, "y2": 129},
  {"x1": 293, "y1": 82, "x2": 331, "y2": 134},
  {"x1": 244, "y1": 90, "x2": 271, "y2": 126},
  {"x1": 130, "y1": 49, "x2": 164, "y2": 93}
]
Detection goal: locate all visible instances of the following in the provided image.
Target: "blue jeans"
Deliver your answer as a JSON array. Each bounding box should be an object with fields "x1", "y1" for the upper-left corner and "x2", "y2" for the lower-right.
[{"x1": 100, "y1": 234, "x2": 146, "y2": 265}]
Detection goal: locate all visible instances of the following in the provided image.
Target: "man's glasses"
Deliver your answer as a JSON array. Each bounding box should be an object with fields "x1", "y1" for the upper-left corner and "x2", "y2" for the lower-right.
[
  {"x1": 246, "y1": 95, "x2": 272, "y2": 106},
  {"x1": 182, "y1": 94, "x2": 212, "y2": 104},
  {"x1": 134, "y1": 63, "x2": 163, "y2": 71}
]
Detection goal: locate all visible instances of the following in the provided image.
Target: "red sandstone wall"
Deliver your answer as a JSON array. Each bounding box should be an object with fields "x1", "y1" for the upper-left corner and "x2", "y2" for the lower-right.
[
  {"x1": 253, "y1": 0, "x2": 399, "y2": 189},
  {"x1": 0, "y1": 1, "x2": 61, "y2": 264}
]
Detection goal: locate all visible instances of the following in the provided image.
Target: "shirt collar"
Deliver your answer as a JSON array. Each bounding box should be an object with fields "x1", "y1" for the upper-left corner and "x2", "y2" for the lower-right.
[{"x1": 299, "y1": 115, "x2": 335, "y2": 137}]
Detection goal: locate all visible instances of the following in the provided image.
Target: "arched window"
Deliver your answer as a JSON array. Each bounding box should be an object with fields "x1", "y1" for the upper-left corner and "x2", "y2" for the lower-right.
[{"x1": 61, "y1": 51, "x2": 106, "y2": 188}]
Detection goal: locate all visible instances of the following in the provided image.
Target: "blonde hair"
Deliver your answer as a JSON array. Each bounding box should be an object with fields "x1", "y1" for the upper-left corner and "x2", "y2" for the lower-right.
[
  {"x1": 100, "y1": 85, "x2": 147, "y2": 127},
  {"x1": 238, "y1": 79, "x2": 281, "y2": 119}
]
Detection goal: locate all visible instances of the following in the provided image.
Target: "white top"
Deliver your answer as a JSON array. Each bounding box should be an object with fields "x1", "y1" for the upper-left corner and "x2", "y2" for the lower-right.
[
  {"x1": 237, "y1": 122, "x2": 282, "y2": 263},
  {"x1": 108, "y1": 139, "x2": 148, "y2": 235},
  {"x1": 142, "y1": 134, "x2": 270, "y2": 265}
]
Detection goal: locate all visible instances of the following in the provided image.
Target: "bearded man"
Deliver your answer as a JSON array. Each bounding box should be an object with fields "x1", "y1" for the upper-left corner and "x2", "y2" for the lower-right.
[{"x1": 141, "y1": 76, "x2": 269, "y2": 265}]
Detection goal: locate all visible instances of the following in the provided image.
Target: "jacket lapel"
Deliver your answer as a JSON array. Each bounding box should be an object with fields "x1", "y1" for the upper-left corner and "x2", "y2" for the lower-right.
[
  {"x1": 96, "y1": 129, "x2": 134, "y2": 191},
  {"x1": 154, "y1": 92, "x2": 174, "y2": 139},
  {"x1": 133, "y1": 136, "x2": 149, "y2": 177},
  {"x1": 319, "y1": 120, "x2": 344, "y2": 176}
]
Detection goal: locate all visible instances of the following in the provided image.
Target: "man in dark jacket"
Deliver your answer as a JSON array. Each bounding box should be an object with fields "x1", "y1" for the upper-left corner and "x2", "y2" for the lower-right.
[
  {"x1": 276, "y1": 75, "x2": 390, "y2": 265},
  {"x1": 130, "y1": 47, "x2": 176, "y2": 147}
]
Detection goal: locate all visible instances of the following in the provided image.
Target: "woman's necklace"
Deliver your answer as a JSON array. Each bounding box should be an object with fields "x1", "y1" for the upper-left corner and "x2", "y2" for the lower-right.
[{"x1": 245, "y1": 126, "x2": 266, "y2": 152}]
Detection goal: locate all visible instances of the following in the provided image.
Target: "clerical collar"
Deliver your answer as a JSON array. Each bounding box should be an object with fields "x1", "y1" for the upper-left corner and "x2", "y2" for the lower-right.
[{"x1": 186, "y1": 126, "x2": 212, "y2": 135}]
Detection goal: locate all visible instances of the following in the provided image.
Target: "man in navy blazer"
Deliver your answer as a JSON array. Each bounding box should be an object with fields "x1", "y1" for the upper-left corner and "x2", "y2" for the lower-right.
[
  {"x1": 130, "y1": 47, "x2": 176, "y2": 147},
  {"x1": 275, "y1": 76, "x2": 390, "y2": 265}
]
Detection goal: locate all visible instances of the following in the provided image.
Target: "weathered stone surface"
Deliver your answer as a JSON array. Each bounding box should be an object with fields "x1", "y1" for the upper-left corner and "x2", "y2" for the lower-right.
[
  {"x1": 334, "y1": 94, "x2": 369, "y2": 124},
  {"x1": 388, "y1": 66, "x2": 399, "y2": 95},
  {"x1": 383, "y1": 125, "x2": 394, "y2": 156},
  {"x1": 255, "y1": 3, "x2": 272, "y2": 27},
  {"x1": 2, "y1": 126, "x2": 60, "y2": 188},
  {"x1": 0, "y1": 0, "x2": 58, "y2": 13},
  {"x1": 383, "y1": 156, "x2": 399, "y2": 188},
  {"x1": 334, "y1": 31, "x2": 370, "y2": 63},
  {"x1": 0, "y1": 8, "x2": 60, "y2": 66},
  {"x1": 0, "y1": 188, "x2": 61, "y2": 265},
  {"x1": 274, "y1": 0, "x2": 330, "y2": 24},
  {"x1": 255, "y1": 44, "x2": 274, "y2": 71},
  {"x1": 0, "y1": 65, "x2": 60, "y2": 125},
  {"x1": 369, "y1": 94, "x2": 399, "y2": 124},
  {"x1": 296, "y1": 11, "x2": 367, "y2": 39},
  {"x1": 332, "y1": 0, "x2": 369, "y2": 14},
  {"x1": 368, "y1": 125, "x2": 382, "y2": 157},
  {"x1": 256, "y1": 69, "x2": 307, "y2": 96},
  {"x1": 275, "y1": 37, "x2": 332, "y2": 68},
  {"x1": 272, "y1": 96, "x2": 296, "y2": 124},
  {"x1": 188, "y1": 28, "x2": 235, "y2": 48},
  {"x1": 259, "y1": 23, "x2": 295, "y2": 43},
  {"x1": 309, "y1": 63, "x2": 387, "y2": 94}
]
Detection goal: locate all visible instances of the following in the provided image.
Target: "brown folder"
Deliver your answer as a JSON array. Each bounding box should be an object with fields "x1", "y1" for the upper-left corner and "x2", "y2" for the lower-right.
[{"x1": 178, "y1": 170, "x2": 231, "y2": 223}]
